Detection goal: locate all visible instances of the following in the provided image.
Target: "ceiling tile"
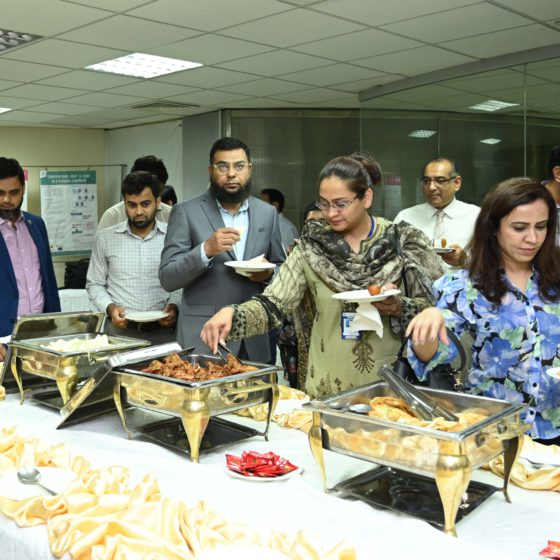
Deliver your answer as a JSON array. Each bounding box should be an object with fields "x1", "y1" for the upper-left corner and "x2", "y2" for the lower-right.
[
  {"x1": 439, "y1": 24, "x2": 560, "y2": 58},
  {"x1": 26, "y1": 101, "x2": 102, "y2": 115},
  {"x1": 105, "y1": 81, "x2": 200, "y2": 98},
  {"x1": 37, "y1": 70, "x2": 140, "y2": 91},
  {"x1": 158, "y1": 66, "x2": 260, "y2": 88},
  {"x1": 445, "y1": 69, "x2": 547, "y2": 93},
  {"x1": 58, "y1": 15, "x2": 202, "y2": 51},
  {"x1": 491, "y1": 0, "x2": 560, "y2": 21},
  {"x1": 0, "y1": 96, "x2": 44, "y2": 110},
  {"x1": 0, "y1": 84, "x2": 88, "y2": 102},
  {"x1": 0, "y1": 110, "x2": 70, "y2": 124},
  {"x1": 129, "y1": 0, "x2": 291, "y2": 32},
  {"x1": 216, "y1": 78, "x2": 309, "y2": 96},
  {"x1": 312, "y1": 0, "x2": 481, "y2": 26},
  {"x1": 67, "y1": 92, "x2": 148, "y2": 108},
  {"x1": 278, "y1": 63, "x2": 385, "y2": 87},
  {"x1": 310, "y1": 96, "x2": 360, "y2": 108},
  {"x1": 225, "y1": 98, "x2": 300, "y2": 108},
  {"x1": 355, "y1": 46, "x2": 474, "y2": 76},
  {"x1": 387, "y1": 84, "x2": 470, "y2": 102},
  {"x1": 80, "y1": 107, "x2": 154, "y2": 120},
  {"x1": 62, "y1": 0, "x2": 156, "y2": 11},
  {"x1": 269, "y1": 88, "x2": 351, "y2": 103},
  {"x1": 0, "y1": 80, "x2": 24, "y2": 92},
  {"x1": 291, "y1": 29, "x2": 422, "y2": 61},
  {"x1": 1, "y1": 0, "x2": 111, "y2": 35},
  {"x1": 164, "y1": 90, "x2": 251, "y2": 105},
  {"x1": 217, "y1": 50, "x2": 332, "y2": 76},
  {"x1": 218, "y1": 9, "x2": 364, "y2": 48},
  {"x1": 44, "y1": 114, "x2": 111, "y2": 126},
  {"x1": 330, "y1": 74, "x2": 404, "y2": 93},
  {"x1": 3, "y1": 39, "x2": 127, "y2": 69},
  {"x1": 151, "y1": 34, "x2": 275, "y2": 65},
  {"x1": 380, "y1": 4, "x2": 532, "y2": 43},
  {"x1": 0, "y1": 59, "x2": 68, "y2": 82}
]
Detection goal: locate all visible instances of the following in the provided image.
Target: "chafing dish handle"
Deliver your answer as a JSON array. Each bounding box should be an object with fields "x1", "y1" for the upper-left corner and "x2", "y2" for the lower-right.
[{"x1": 107, "y1": 342, "x2": 184, "y2": 369}]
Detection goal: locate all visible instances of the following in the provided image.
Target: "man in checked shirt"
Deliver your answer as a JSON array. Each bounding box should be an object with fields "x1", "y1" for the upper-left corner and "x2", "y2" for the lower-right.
[{"x1": 86, "y1": 171, "x2": 181, "y2": 344}]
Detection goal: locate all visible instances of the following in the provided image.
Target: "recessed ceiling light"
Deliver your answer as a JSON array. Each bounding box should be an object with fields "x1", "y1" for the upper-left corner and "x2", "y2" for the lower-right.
[
  {"x1": 408, "y1": 129, "x2": 437, "y2": 138},
  {"x1": 469, "y1": 100, "x2": 519, "y2": 112},
  {"x1": 0, "y1": 29, "x2": 42, "y2": 52},
  {"x1": 0, "y1": 108, "x2": 13, "y2": 114},
  {"x1": 480, "y1": 138, "x2": 501, "y2": 145},
  {"x1": 85, "y1": 53, "x2": 203, "y2": 79}
]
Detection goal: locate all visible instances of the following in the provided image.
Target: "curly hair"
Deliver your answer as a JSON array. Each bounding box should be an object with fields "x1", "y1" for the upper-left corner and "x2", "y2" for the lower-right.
[{"x1": 469, "y1": 177, "x2": 560, "y2": 305}]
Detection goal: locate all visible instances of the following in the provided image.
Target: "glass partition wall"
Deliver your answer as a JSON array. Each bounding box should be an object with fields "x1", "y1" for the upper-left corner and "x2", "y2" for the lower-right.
[{"x1": 360, "y1": 58, "x2": 560, "y2": 219}]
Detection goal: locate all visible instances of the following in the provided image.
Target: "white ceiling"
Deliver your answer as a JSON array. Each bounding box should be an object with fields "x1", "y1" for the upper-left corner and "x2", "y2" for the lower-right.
[{"x1": 0, "y1": 0, "x2": 558, "y2": 128}]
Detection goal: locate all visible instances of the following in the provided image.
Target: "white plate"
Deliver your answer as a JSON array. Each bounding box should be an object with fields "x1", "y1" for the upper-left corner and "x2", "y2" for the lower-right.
[
  {"x1": 126, "y1": 311, "x2": 168, "y2": 322},
  {"x1": 434, "y1": 248, "x2": 455, "y2": 254},
  {"x1": 546, "y1": 367, "x2": 560, "y2": 380},
  {"x1": 332, "y1": 288, "x2": 401, "y2": 303},
  {"x1": 224, "y1": 464, "x2": 302, "y2": 482},
  {"x1": 0, "y1": 467, "x2": 76, "y2": 500},
  {"x1": 225, "y1": 261, "x2": 276, "y2": 273}
]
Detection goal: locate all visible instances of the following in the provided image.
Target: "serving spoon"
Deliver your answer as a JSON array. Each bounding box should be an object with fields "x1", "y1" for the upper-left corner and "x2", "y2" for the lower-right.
[{"x1": 17, "y1": 467, "x2": 57, "y2": 496}]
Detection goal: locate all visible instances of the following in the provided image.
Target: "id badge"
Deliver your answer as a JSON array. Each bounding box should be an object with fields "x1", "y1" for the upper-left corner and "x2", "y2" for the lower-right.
[{"x1": 341, "y1": 312, "x2": 361, "y2": 340}]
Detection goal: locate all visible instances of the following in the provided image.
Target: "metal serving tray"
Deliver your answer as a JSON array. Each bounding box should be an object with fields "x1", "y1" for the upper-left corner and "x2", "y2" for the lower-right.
[
  {"x1": 9, "y1": 329, "x2": 149, "y2": 405},
  {"x1": 111, "y1": 347, "x2": 280, "y2": 463},
  {"x1": 305, "y1": 381, "x2": 527, "y2": 537}
]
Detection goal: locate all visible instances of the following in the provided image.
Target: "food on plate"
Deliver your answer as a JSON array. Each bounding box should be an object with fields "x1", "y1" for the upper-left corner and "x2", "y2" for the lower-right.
[
  {"x1": 42, "y1": 334, "x2": 112, "y2": 353},
  {"x1": 143, "y1": 352, "x2": 257, "y2": 381},
  {"x1": 367, "y1": 284, "x2": 382, "y2": 296},
  {"x1": 226, "y1": 450, "x2": 298, "y2": 478}
]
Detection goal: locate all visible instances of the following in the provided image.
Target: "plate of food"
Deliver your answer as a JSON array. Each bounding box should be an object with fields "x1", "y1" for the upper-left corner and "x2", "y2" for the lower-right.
[
  {"x1": 225, "y1": 255, "x2": 276, "y2": 277},
  {"x1": 434, "y1": 247, "x2": 455, "y2": 254},
  {"x1": 224, "y1": 450, "x2": 302, "y2": 482},
  {"x1": 332, "y1": 287, "x2": 401, "y2": 303},
  {"x1": 126, "y1": 311, "x2": 168, "y2": 322}
]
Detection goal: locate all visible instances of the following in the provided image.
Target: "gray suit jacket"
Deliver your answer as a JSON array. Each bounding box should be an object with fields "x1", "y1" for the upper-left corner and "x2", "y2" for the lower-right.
[{"x1": 159, "y1": 191, "x2": 285, "y2": 361}]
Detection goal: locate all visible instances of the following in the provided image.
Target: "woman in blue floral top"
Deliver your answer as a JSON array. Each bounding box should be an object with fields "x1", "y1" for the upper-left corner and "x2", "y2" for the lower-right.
[{"x1": 406, "y1": 178, "x2": 560, "y2": 443}]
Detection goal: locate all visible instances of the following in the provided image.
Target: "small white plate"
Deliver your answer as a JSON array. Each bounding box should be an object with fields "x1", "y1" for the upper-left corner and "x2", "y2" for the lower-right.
[
  {"x1": 126, "y1": 311, "x2": 169, "y2": 322},
  {"x1": 546, "y1": 367, "x2": 560, "y2": 380},
  {"x1": 224, "y1": 464, "x2": 302, "y2": 482},
  {"x1": 434, "y1": 248, "x2": 455, "y2": 254},
  {"x1": 225, "y1": 261, "x2": 276, "y2": 273},
  {"x1": 0, "y1": 467, "x2": 76, "y2": 500},
  {"x1": 332, "y1": 288, "x2": 401, "y2": 303}
]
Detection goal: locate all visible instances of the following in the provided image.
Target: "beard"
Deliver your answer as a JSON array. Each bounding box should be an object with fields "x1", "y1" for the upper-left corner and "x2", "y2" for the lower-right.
[
  {"x1": 210, "y1": 179, "x2": 251, "y2": 205},
  {"x1": 128, "y1": 214, "x2": 156, "y2": 231},
  {"x1": 0, "y1": 199, "x2": 23, "y2": 221}
]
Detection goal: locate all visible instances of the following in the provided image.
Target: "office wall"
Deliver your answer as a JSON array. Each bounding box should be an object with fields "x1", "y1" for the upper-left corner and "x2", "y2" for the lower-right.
[{"x1": 104, "y1": 120, "x2": 183, "y2": 206}]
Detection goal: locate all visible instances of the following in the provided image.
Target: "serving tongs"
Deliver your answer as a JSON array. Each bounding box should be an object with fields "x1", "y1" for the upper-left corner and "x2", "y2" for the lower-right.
[
  {"x1": 216, "y1": 341, "x2": 248, "y2": 366},
  {"x1": 378, "y1": 365, "x2": 459, "y2": 422}
]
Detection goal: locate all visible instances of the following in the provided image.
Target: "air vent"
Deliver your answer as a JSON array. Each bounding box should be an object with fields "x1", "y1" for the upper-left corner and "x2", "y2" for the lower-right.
[{"x1": 130, "y1": 100, "x2": 200, "y2": 115}]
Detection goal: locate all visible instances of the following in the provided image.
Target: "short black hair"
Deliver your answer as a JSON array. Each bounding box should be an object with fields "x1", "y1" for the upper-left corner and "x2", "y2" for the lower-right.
[
  {"x1": 422, "y1": 157, "x2": 459, "y2": 177},
  {"x1": 210, "y1": 137, "x2": 250, "y2": 163},
  {"x1": 160, "y1": 185, "x2": 177, "y2": 206},
  {"x1": 0, "y1": 157, "x2": 25, "y2": 186},
  {"x1": 548, "y1": 144, "x2": 560, "y2": 179},
  {"x1": 131, "y1": 155, "x2": 168, "y2": 186},
  {"x1": 121, "y1": 171, "x2": 160, "y2": 200},
  {"x1": 261, "y1": 188, "x2": 285, "y2": 212}
]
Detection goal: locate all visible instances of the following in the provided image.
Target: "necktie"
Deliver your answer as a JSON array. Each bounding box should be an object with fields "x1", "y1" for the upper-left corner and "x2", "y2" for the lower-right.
[{"x1": 433, "y1": 209, "x2": 445, "y2": 243}]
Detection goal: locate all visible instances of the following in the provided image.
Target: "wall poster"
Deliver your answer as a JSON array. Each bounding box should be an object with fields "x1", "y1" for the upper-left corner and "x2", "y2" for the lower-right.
[{"x1": 39, "y1": 170, "x2": 98, "y2": 256}]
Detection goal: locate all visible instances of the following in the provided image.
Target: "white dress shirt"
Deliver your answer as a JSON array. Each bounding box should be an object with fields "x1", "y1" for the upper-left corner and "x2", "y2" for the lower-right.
[{"x1": 87, "y1": 219, "x2": 181, "y2": 313}]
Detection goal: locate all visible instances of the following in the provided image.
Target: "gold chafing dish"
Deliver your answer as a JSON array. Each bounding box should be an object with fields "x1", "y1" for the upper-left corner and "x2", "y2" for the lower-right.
[
  {"x1": 5, "y1": 311, "x2": 149, "y2": 406},
  {"x1": 305, "y1": 381, "x2": 527, "y2": 537},
  {"x1": 110, "y1": 347, "x2": 280, "y2": 463}
]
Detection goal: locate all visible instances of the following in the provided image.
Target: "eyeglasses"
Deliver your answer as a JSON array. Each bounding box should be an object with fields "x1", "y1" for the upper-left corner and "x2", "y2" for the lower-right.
[
  {"x1": 316, "y1": 195, "x2": 359, "y2": 212},
  {"x1": 418, "y1": 176, "x2": 457, "y2": 187},
  {"x1": 211, "y1": 161, "x2": 251, "y2": 174}
]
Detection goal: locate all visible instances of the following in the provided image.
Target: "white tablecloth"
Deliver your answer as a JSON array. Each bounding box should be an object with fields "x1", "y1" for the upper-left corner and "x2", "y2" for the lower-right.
[
  {"x1": 58, "y1": 289, "x2": 90, "y2": 312},
  {"x1": 0, "y1": 393, "x2": 557, "y2": 560}
]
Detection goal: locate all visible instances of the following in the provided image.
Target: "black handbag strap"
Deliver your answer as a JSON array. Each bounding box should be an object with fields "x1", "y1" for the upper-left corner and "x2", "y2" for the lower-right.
[{"x1": 396, "y1": 327, "x2": 467, "y2": 373}]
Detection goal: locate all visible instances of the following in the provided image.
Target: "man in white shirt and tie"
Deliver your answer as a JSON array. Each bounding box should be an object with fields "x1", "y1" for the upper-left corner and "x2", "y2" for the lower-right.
[{"x1": 394, "y1": 158, "x2": 480, "y2": 269}]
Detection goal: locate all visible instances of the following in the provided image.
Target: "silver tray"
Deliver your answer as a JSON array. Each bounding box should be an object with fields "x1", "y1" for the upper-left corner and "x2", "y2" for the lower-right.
[
  {"x1": 305, "y1": 381, "x2": 527, "y2": 537},
  {"x1": 111, "y1": 348, "x2": 280, "y2": 463}
]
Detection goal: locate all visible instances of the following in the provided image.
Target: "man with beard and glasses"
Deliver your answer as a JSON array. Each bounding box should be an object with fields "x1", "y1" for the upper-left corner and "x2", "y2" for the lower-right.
[
  {"x1": 0, "y1": 157, "x2": 60, "y2": 357},
  {"x1": 86, "y1": 171, "x2": 181, "y2": 344},
  {"x1": 159, "y1": 137, "x2": 284, "y2": 360}
]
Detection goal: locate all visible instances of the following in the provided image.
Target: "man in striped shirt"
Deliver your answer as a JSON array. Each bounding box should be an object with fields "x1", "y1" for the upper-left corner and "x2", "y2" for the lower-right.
[{"x1": 87, "y1": 171, "x2": 181, "y2": 344}]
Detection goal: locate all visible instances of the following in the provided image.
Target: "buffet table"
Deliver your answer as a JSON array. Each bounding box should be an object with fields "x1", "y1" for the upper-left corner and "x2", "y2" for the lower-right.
[{"x1": 0, "y1": 392, "x2": 558, "y2": 560}]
